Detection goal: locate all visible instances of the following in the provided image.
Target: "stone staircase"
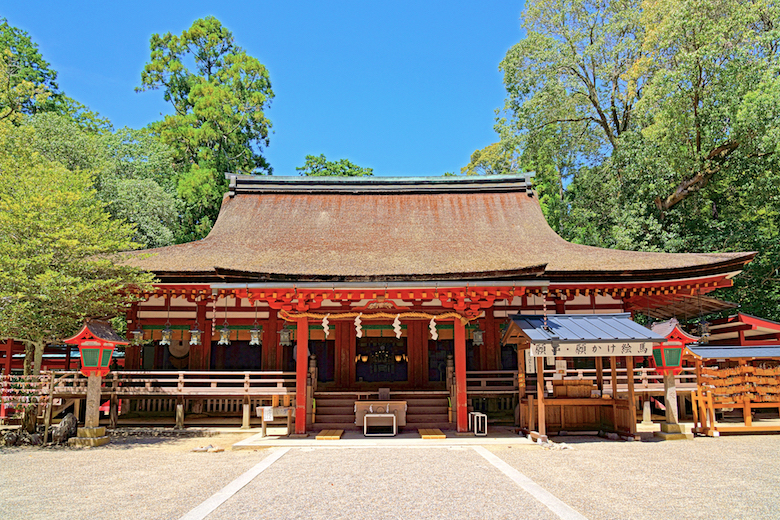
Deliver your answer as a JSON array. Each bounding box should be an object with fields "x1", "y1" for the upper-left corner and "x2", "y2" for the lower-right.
[{"x1": 313, "y1": 392, "x2": 451, "y2": 431}]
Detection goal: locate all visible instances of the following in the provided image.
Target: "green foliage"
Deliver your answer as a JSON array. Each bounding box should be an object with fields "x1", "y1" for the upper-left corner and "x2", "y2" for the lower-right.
[
  {"x1": 460, "y1": 142, "x2": 518, "y2": 176},
  {"x1": 296, "y1": 154, "x2": 373, "y2": 177},
  {"x1": 0, "y1": 19, "x2": 110, "y2": 131},
  {"x1": 0, "y1": 121, "x2": 154, "y2": 373},
  {"x1": 25, "y1": 114, "x2": 182, "y2": 248},
  {"x1": 500, "y1": 0, "x2": 780, "y2": 320},
  {"x1": 138, "y1": 16, "x2": 274, "y2": 240}
]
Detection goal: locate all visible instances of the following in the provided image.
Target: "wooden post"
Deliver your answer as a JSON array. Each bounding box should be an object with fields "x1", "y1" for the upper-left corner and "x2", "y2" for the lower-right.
[
  {"x1": 175, "y1": 398, "x2": 185, "y2": 429},
  {"x1": 610, "y1": 356, "x2": 618, "y2": 397},
  {"x1": 294, "y1": 317, "x2": 308, "y2": 435},
  {"x1": 241, "y1": 396, "x2": 251, "y2": 429},
  {"x1": 536, "y1": 356, "x2": 546, "y2": 438},
  {"x1": 610, "y1": 356, "x2": 618, "y2": 430},
  {"x1": 454, "y1": 319, "x2": 468, "y2": 433},
  {"x1": 595, "y1": 357, "x2": 604, "y2": 393},
  {"x1": 626, "y1": 356, "x2": 636, "y2": 435},
  {"x1": 528, "y1": 394, "x2": 535, "y2": 432},
  {"x1": 43, "y1": 373, "x2": 55, "y2": 443},
  {"x1": 109, "y1": 394, "x2": 119, "y2": 429}
]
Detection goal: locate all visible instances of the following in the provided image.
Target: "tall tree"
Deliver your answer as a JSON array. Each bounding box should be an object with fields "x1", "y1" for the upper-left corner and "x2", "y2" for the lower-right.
[
  {"x1": 27, "y1": 114, "x2": 182, "y2": 249},
  {"x1": 0, "y1": 120, "x2": 154, "y2": 374},
  {"x1": 138, "y1": 16, "x2": 274, "y2": 240},
  {"x1": 296, "y1": 154, "x2": 373, "y2": 176},
  {"x1": 499, "y1": 0, "x2": 780, "y2": 320},
  {"x1": 0, "y1": 18, "x2": 110, "y2": 131}
]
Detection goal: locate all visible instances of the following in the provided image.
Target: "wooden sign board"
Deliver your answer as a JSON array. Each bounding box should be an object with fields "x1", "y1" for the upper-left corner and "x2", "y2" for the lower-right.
[{"x1": 530, "y1": 342, "x2": 652, "y2": 357}]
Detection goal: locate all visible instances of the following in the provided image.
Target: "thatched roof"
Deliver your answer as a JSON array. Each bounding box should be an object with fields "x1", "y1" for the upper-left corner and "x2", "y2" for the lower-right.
[{"x1": 121, "y1": 175, "x2": 754, "y2": 283}]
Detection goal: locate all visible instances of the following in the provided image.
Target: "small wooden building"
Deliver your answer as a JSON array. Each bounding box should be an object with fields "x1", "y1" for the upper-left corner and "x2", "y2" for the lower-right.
[{"x1": 117, "y1": 174, "x2": 755, "y2": 434}]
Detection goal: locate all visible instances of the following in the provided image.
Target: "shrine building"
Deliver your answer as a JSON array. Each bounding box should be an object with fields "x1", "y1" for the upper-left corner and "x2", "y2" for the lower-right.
[{"x1": 119, "y1": 174, "x2": 755, "y2": 436}]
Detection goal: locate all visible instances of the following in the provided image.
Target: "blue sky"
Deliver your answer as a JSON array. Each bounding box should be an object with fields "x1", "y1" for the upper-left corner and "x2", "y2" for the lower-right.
[{"x1": 4, "y1": 1, "x2": 526, "y2": 177}]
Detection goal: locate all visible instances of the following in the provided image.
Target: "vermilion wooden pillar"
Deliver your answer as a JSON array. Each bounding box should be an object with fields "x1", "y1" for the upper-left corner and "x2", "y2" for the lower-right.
[
  {"x1": 189, "y1": 300, "x2": 210, "y2": 370},
  {"x1": 295, "y1": 317, "x2": 308, "y2": 434},
  {"x1": 484, "y1": 312, "x2": 499, "y2": 370},
  {"x1": 125, "y1": 304, "x2": 141, "y2": 370},
  {"x1": 263, "y1": 311, "x2": 278, "y2": 370},
  {"x1": 454, "y1": 319, "x2": 468, "y2": 432}
]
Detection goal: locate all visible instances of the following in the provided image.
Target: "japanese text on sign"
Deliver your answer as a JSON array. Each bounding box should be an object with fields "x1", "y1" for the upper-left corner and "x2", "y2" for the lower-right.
[{"x1": 530, "y1": 342, "x2": 651, "y2": 357}]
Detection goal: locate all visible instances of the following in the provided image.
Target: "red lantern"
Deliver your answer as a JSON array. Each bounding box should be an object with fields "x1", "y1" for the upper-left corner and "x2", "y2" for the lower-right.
[
  {"x1": 64, "y1": 321, "x2": 128, "y2": 377},
  {"x1": 651, "y1": 342, "x2": 685, "y2": 375},
  {"x1": 649, "y1": 319, "x2": 698, "y2": 376}
]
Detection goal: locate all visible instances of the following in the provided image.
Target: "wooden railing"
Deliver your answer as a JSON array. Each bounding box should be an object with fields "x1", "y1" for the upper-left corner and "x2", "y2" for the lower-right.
[
  {"x1": 47, "y1": 370, "x2": 297, "y2": 398},
  {"x1": 465, "y1": 367, "x2": 697, "y2": 396},
  {"x1": 466, "y1": 371, "x2": 519, "y2": 394}
]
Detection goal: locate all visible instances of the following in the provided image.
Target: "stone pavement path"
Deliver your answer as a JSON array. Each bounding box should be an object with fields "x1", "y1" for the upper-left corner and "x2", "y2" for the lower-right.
[{"x1": 199, "y1": 446, "x2": 565, "y2": 520}]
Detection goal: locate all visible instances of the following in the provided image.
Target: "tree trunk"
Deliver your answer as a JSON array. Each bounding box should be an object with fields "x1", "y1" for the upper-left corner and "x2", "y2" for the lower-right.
[
  {"x1": 23, "y1": 343, "x2": 33, "y2": 376},
  {"x1": 33, "y1": 340, "x2": 45, "y2": 374},
  {"x1": 22, "y1": 406, "x2": 37, "y2": 434}
]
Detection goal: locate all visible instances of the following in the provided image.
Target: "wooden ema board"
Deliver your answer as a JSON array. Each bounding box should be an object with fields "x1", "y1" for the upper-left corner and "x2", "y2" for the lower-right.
[
  {"x1": 316, "y1": 429, "x2": 343, "y2": 440},
  {"x1": 418, "y1": 428, "x2": 446, "y2": 439},
  {"x1": 694, "y1": 364, "x2": 780, "y2": 436}
]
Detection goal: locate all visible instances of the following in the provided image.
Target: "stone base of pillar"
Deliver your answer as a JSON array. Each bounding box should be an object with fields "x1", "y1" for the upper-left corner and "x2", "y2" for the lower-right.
[
  {"x1": 653, "y1": 422, "x2": 693, "y2": 441},
  {"x1": 289, "y1": 433, "x2": 309, "y2": 438},
  {"x1": 68, "y1": 426, "x2": 110, "y2": 447}
]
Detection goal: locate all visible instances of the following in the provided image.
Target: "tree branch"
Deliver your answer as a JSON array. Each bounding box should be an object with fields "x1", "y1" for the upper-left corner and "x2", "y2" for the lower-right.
[{"x1": 654, "y1": 141, "x2": 740, "y2": 212}]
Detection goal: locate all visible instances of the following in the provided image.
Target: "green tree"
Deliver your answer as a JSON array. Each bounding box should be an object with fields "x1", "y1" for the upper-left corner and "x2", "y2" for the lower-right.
[
  {"x1": 137, "y1": 16, "x2": 274, "y2": 240},
  {"x1": 27, "y1": 114, "x2": 182, "y2": 248},
  {"x1": 499, "y1": 0, "x2": 780, "y2": 320},
  {"x1": 0, "y1": 121, "x2": 154, "y2": 375},
  {"x1": 0, "y1": 19, "x2": 110, "y2": 131},
  {"x1": 296, "y1": 154, "x2": 373, "y2": 176},
  {"x1": 460, "y1": 142, "x2": 518, "y2": 176}
]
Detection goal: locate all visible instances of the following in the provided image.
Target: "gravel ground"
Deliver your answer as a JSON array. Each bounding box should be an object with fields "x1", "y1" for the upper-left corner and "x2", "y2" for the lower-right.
[
  {"x1": 0, "y1": 433, "x2": 271, "y2": 520},
  {"x1": 3, "y1": 432, "x2": 780, "y2": 520},
  {"x1": 208, "y1": 446, "x2": 558, "y2": 520},
  {"x1": 490, "y1": 435, "x2": 780, "y2": 520}
]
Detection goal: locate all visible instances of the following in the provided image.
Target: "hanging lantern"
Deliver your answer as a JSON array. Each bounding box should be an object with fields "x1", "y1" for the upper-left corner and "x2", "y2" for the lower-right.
[
  {"x1": 249, "y1": 300, "x2": 262, "y2": 346},
  {"x1": 160, "y1": 326, "x2": 173, "y2": 346},
  {"x1": 189, "y1": 328, "x2": 202, "y2": 346},
  {"x1": 472, "y1": 329, "x2": 485, "y2": 346},
  {"x1": 651, "y1": 342, "x2": 685, "y2": 375},
  {"x1": 395, "y1": 354, "x2": 403, "y2": 362},
  {"x1": 131, "y1": 328, "x2": 144, "y2": 346},
  {"x1": 698, "y1": 321, "x2": 711, "y2": 344},
  {"x1": 160, "y1": 294, "x2": 173, "y2": 346},
  {"x1": 218, "y1": 326, "x2": 232, "y2": 346},
  {"x1": 279, "y1": 327, "x2": 292, "y2": 347}
]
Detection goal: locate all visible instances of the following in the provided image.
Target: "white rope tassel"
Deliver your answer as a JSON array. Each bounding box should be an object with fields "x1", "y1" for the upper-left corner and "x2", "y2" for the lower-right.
[
  {"x1": 393, "y1": 315, "x2": 402, "y2": 339},
  {"x1": 354, "y1": 313, "x2": 363, "y2": 338},
  {"x1": 322, "y1": 314, "x2": 330, "y2": 338},
  {"x1": 429, "y1": 317, "x2": 438, "y2": 340}
]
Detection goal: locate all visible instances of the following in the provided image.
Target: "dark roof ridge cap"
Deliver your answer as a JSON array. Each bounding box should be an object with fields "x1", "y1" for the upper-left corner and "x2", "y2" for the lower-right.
[{"x1": 226, "y1": 173, "x2": 535, "y2": 196}]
